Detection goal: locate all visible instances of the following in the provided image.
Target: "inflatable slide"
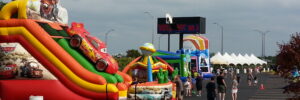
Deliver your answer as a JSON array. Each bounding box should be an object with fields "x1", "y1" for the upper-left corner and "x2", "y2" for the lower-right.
[{"x1": 0, "y1": 0, "x2": 131, "y2": 99}]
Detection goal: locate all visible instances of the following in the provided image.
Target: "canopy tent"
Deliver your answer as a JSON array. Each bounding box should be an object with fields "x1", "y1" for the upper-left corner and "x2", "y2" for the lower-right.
[
  {"x1": 230, "y1": 53, "x2": 243, "y2": 65},
  {"x1": 244, "y1": 54, "x2": 256, "y2": 65},
  {"x1": 223, "y1": 52, "x2": 238, "y2": 65},
  {"x1": 236, "y1": 53, "x2": 248, "y2": 65},
  {"x1": 249, "y1": 54, "x2": 267, "y2": 65},
  {"x1": 210, "y1": 52, "x2": 267, "y2": 66},
  {"x1": 210, "y1": 52, "x2": 227, "y2": 65}
]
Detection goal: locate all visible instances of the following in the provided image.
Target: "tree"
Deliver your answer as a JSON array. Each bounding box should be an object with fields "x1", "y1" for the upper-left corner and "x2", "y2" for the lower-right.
[
  {"x1": 0, "y1": 1, "x2": 7, "y2": 9},
  {"x1": 126, "y1": 49, "x2": 141, "y2": 58},
  {"x1": 277, "y1": 33, "x2": 300, "y2": 73},
  {"x1": 276, "y1": 32, "x2": 300, "y2": 99},
  {"x1": 113, "y1": 57, "x2": 134, "y2": 70},
  {"x1": 113, "y1": 49, "x2": 141, "y2": 70}
]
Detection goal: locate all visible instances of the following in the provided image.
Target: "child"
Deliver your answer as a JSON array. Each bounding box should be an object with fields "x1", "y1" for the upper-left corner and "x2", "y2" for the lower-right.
[
  {"x1": 253, "y1": 76, "x2": 258, "y2": 86},
  {"x1": 184, "y1": 77, "x2": 192, "y2": 96},
  {"x1": 232, "y1": 76, "x2": 239, "y2": 100}
]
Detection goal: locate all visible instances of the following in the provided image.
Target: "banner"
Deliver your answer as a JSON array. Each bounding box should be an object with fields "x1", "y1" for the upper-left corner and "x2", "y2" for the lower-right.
[{"x1": 0, "y1": 43, "x2": 56, "y2": 80}]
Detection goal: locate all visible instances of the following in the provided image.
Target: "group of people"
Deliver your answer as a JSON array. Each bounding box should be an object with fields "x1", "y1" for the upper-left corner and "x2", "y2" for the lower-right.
[
  {"x1": 247, "y1": 69, "x2": 258, "y2": 86},
  {"x1": 174, "y1": 73, "x2": 204, "y2": 100},
  {"x1": 205, "y1": 71, "x2": 239, "y2": 100},
  {"x1": 174, "y1": 73, "x2": 203, "y2": 99},
  {"x1": 173, "y1": 67, "x2": 263, "y2": 100},
  {"x1": 174, "y1": 71, "x2": 239, "y2": 100}
]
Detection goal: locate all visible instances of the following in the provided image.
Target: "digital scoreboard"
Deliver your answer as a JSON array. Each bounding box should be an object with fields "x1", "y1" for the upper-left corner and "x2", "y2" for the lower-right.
[{"x1": 157, "y1": 17, "x2": 206, "y2": 34}]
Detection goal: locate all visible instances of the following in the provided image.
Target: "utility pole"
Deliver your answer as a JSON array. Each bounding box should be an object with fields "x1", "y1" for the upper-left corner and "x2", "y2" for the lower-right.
[
  {"x1": 144, "y1": 11, "x2": 155, "y2": 44},
  {"x1": 254, "y1": 30, "x2": 269, "y2": 59},
  {"x1": 213, "y1": 22, "x2": 224, "y2": 54},
  {"x1": 105, "y1": 29, "x2": 115, "y2": 50}
]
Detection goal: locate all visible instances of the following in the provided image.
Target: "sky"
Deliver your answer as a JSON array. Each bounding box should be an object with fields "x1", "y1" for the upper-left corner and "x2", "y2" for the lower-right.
[{"x1": 3, "y1": 0, "x2": 299, "y2": 56}]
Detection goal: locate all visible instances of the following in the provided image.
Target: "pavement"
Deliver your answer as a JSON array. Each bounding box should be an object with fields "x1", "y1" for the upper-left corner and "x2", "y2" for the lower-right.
[{"x1": 183, "y1": 72, "x2": 294, "y2": 100}]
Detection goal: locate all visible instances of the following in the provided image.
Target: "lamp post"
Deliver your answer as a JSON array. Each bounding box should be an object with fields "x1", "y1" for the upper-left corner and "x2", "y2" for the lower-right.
[
  {"x1": 254, "y1": 30, "x2": 269, "y2": 59},
  {"x1": 144, "y1": 11, "x2": 155, "y2": 44},
  {"x1": 213, "y1": 22, "x2": 224, "y2": 54},
  {"x1": 158, "y1": 35, "x2": 164, "y2": 50},
  {"x1": 105, "y1": 29, "x2": 115, "y2": 48}
]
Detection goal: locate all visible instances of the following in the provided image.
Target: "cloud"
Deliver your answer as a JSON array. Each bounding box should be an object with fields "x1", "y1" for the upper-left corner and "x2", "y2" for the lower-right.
[{"x1": 58, "y1": 0, "x2": 300, "y2": 55}]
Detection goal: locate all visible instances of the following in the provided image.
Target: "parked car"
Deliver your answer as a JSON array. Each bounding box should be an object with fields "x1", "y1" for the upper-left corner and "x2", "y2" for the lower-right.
[
  {"x1": 0, "y1": 64, "x2": 18, "y2": 79},
  {"x1": 67, "y1": 22, "x2": 118, "y2": 74},
  {"x1": 20, "y1": 62, "x2": 43, "y2": 78}
]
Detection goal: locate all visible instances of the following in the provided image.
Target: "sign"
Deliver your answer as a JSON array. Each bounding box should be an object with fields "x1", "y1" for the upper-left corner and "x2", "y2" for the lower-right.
[{"x1": 157, "y1": 17, "x2": 206, "y2": 34}]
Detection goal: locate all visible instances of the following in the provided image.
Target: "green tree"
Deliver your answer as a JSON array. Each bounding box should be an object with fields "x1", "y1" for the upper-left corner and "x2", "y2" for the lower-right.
[
  {"x1": 0, "y1": 1, "x2": 7, "y2": 10},
  {"x1": 264, "y1": 56, "x2": 276, "y2": 65},
  {"x1": 209, "y1": 52, "x2": 215, "y2": 57},
  {"x1": 113, "y1": 56, "x2": 135, "y2": 70},
  {"x1": 126, "y1": 49, "x2": 141, "y2": 58},
  {"x1": 114, "y1": 49, "x2": 141, "y2": 70}
]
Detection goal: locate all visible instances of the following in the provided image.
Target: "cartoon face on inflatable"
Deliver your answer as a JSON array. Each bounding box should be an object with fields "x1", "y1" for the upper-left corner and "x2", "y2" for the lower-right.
[
  {"x1": 40, "y1": 0, "x2": 58, "y2": 21},
  {"x1": 67, "y1": 22, "x2": 118, "y2": 74},
  {"x1": 0, "y1": 64, "x2": 18, "y2": 79}
]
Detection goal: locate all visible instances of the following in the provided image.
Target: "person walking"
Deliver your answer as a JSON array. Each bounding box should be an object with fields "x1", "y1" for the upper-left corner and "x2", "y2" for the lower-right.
[
  {"x1": 206, "y1": 77, "x2": 216, "y2": 100},
  {"x1": 224, "y1": 69, "x2": 228, "y2": 78},
  {"x1": 247, "y1": 70, "x2": 253, "y2": 86},
  {"x1": 236, "y1": 73, "x2": 241, "y2": 83},
  {"x1": 184, "y1": 77, "x2": 192, "y2": 96},
  {"x1": 217, "y1": 68, "x2": 220, "y2": 75},
  {"x1": 195, "y1": 73, "x2": 203, "y2": 96},
  {"x1": 236, "y1": 68, "x2": 240, "y2": 74},
  {"x1": 253, "y1": 76, "x2": 258, "y2": 86},
  {"x1": 231, "y1": 75, "x2": 239, "y2": 100},
  {"x1": 173, "y1": 75, "x2": 183, "y2": 100},
  {"x1": 217, "y1": 72, "x2": 227, "y2": 100}
]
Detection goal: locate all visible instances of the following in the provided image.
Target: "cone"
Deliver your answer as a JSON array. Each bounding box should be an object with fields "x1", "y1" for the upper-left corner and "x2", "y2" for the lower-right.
[{"x1": 259, "y1": 84, "x2": 265, "y2": 90}]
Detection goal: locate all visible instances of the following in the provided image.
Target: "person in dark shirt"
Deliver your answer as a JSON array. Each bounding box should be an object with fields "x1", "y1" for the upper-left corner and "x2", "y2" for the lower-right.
[
  {"x1": 236, "y1": 74, "x2": 241, "y2": 83},
  {"x1": 206, "y1": 77, "x2": 216, "y2": 100},
  {"x1": 217, "y1": 72, "x2": 227, "y2": 100},
  {"x1": 195, "y1": 73, "x2": 203, "y2": 96}
]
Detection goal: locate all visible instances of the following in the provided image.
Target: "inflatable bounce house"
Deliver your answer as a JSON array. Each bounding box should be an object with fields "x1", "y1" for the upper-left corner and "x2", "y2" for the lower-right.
[
  {"x1": 122, "y1": 43, "x2": 177, "y2": 100},
  {"x1": 183, "y1": 35, "x2": 213, "y2": 78},
  {"x1": 153, "y1": 49, "x2": 191, "y2": 78},
  {"x1": 153, "y1": 35, "x2": 213, "y2": 78},
  {"x1": 0, "y1": 0, "x2": 131, "y2": 99}
]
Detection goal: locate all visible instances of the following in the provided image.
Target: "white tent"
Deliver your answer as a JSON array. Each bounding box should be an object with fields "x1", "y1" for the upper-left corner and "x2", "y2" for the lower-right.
[
  {"x1": 249, "y1": 54, "x2": 267, "y2": 65},
  {"x1": 223, "y1": 52, "x2": 238, "y2": 65},
  {"x1": 236, "y1": 53, "x2": 250, "y2": 65},
  {"x1": 210, "y1": 52, "x2": 228, "y2": 65},
  {"x1": 244, "y1": 54, "x2": 256, "y2": 65},
  {"x1": 210, "y1": 52, "x2": 268, "y2": 66},
  {"x1": 230, "y1": 53, "x2": 244, "y2": 65}
]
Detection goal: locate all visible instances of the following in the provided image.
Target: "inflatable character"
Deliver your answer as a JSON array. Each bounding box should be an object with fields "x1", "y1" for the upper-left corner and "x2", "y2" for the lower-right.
[{"x1": 123, "y1": 43, "x2": 177, "y2": 100}]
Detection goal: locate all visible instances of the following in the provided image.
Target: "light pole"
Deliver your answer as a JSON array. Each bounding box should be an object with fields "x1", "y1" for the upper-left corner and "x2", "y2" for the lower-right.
[
  {"x1": 254, "y1": 30, "x2": 269, "y2": 58},
  {"x1": 144, "y1": 11, "x2": 155, "y2": 44},
  {"x1": 213, "y1": 22, "x2": 224, "y2": 54},
  {"x1": 105, "y1": 29, "x2": 115, "y2": 48}
]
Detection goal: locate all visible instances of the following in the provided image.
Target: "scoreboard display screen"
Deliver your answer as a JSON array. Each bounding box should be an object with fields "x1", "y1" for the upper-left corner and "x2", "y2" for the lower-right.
[{"x1": 157, "y1": 17, "x2": 206, "y2": 34}]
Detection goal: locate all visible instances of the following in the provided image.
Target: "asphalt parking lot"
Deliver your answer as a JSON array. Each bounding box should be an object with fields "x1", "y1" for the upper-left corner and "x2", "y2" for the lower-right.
[{"x1": 183, "y1": 72, "x2": 292, "y2": 100}]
